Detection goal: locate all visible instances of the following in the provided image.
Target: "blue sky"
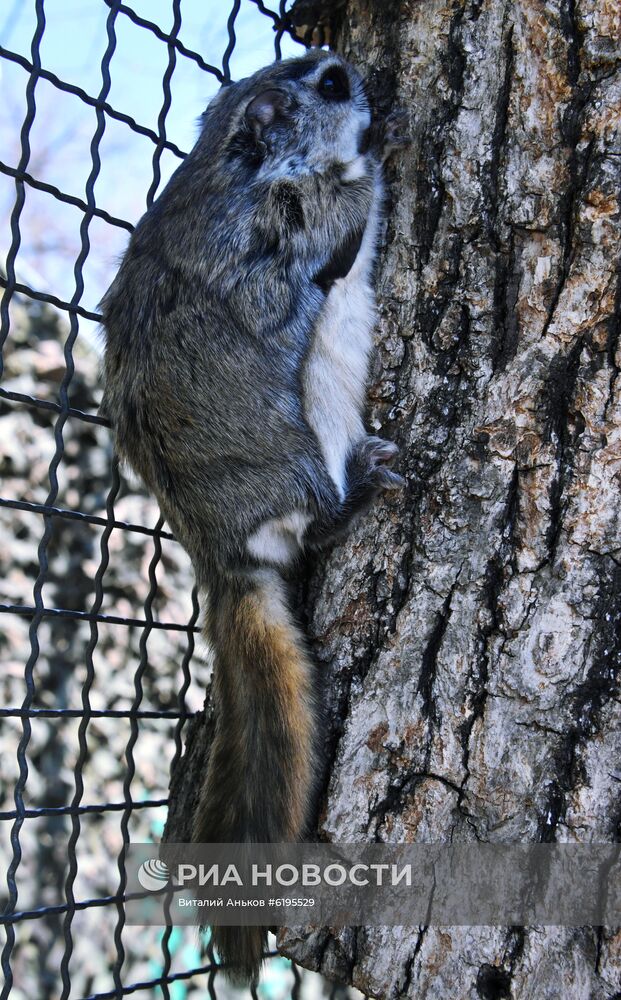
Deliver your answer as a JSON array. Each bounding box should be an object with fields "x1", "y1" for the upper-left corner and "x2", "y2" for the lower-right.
[{"x1": 0, "y1": 0, "x2": 299, "y2": 342}]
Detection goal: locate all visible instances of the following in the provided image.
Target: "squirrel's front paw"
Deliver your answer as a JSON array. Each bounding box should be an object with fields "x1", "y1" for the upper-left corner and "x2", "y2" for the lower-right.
[
  {"x1": 380, "y1": 109, "x2": 410, "y2": 159},
  {"x1": 360, "y1": 436, "x2": 405, "y2": 490}
]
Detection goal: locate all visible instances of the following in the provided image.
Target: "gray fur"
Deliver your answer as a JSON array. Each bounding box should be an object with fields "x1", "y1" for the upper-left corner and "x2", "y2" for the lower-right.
[{"x1": 101, "y1": 49, "x2": 403, "y2": 983}]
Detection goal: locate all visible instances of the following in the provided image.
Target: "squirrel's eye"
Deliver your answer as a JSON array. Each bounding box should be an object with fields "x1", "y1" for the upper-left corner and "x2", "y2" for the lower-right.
[{"x1": 318, "y1": 67, "x2": 350, "y2": 102}]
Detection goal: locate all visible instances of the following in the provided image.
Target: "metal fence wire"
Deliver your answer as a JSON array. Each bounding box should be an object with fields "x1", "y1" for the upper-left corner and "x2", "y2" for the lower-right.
[{"x1": 0, "y1": 2, "x2": 349, "y2": 997}]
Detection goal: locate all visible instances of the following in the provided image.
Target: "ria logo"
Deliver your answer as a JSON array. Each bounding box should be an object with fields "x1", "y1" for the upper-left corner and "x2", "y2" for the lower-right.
[{"x1": 138, "y1": 858, "x2": 170, "y2": 892}]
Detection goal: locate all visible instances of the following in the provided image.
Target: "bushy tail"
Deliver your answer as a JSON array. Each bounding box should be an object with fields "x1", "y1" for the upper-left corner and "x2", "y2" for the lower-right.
[{"x1": 192, "y1": 568, "x2": 316, "y2": 984}]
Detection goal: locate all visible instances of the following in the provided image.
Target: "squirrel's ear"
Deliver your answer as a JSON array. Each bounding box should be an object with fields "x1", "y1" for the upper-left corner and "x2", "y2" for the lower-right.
[{"x1": 244, "y1": 90, "x2": 290, "y2": 137}]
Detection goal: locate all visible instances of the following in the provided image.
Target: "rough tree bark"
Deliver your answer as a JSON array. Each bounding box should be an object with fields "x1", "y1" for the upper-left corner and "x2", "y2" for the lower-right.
[{"x1": 166, "y1": 1, "x2": 621, "y2": 996}]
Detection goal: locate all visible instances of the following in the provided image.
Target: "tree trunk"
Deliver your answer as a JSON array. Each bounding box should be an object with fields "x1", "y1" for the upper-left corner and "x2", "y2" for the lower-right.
[{"x1": 167, "y1": 1, "x2": 621, "y2": 995}]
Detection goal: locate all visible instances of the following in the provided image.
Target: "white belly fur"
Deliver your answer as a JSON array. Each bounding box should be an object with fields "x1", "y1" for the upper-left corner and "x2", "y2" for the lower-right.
[
  {"x1": 303, "y1": 174, "x2": 383, "y2": 499},
  {"x1": 246, "y1": 168, "x2": 383, "y2": 565},
  {"x1": 247, "y1": 510, "x2": 311, "y2": 566}
]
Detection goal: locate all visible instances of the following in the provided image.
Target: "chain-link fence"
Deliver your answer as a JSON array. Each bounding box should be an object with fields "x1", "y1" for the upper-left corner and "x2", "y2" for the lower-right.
[{"x1": 0, "y1": 3, "x2": 356, "y2": 997}]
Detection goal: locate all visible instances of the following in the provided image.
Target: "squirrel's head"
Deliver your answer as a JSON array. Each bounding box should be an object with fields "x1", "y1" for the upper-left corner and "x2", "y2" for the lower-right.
[{"x1": 201, "y1": 50, "x2": 372, "y2": 178}]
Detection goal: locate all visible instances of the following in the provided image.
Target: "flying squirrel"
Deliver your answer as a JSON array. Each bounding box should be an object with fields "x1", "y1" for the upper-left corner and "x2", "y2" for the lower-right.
[{"x1": 101, "y1": 48, "x2": 407, "y2": 984}]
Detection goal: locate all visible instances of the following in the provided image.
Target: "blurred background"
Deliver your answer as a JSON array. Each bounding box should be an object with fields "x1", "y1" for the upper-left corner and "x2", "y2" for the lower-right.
[{"x1": 0, "y1": 3, "x2": 361, "y2": 998}]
